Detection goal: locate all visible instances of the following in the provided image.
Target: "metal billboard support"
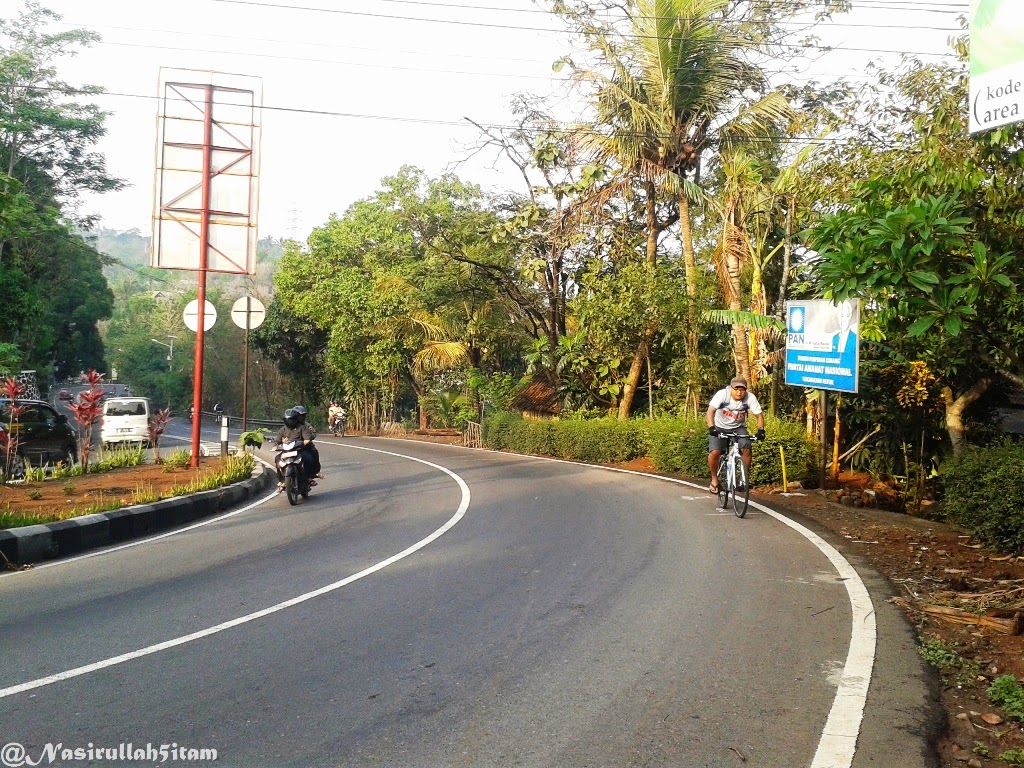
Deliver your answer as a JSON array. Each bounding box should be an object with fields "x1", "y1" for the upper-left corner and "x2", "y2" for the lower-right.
[{"x1": 151, "y1": 69, "x2": 262, "y2": 467}]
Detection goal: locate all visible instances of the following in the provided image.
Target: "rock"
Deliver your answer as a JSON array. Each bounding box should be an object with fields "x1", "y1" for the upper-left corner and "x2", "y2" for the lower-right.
[
  {"x1": 839, "y1": 496, "x2": 857, "y2": 507},
  {"x1": 968, "y1": 760, "x2": 983, "y2": 768},
  {"x1": 955, "y1": 712, "x2": 970, "y2": 721},
  {"x1": 786, "y1": 481, "x2": 802, "y2": 491},
  {"x1": 982, "y1": 712, "x2": 1004, "y2": 725}
]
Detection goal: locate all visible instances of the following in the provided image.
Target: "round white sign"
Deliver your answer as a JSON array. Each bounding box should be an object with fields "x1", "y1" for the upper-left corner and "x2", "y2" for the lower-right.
[
  {"x1": 183, "y1": 300, "x2": 217, "y2": 332},
  {"x1": 231, "y1": 296, "x2": 267, "y2": 330}
]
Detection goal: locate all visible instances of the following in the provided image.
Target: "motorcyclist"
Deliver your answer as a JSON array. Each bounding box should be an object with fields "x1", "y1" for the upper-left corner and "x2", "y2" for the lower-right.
[
  {"x1": 328, "y1": 400, "x2": 346, "y2": 435},
  {"x1": 292, "y1": 405, "x2": 324, "y2": 478},
  {"x1": 274, "y1": 408, "x2": 316, "y2": 490}
]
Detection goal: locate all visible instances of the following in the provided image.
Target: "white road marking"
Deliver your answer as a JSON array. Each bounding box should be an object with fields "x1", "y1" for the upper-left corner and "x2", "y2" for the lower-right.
[
  {"x1": 0, "y1": 444, "x2": 471, "y2": 700},
  {"x1": 17, "y1": 457, "x2": 281, "y2": 572},
  {"x1": 7, "y1": 436, "x2": 875, "y2": 768},
  {"x1": 420, "y1": 444, "x2": 874, "y2": 768}
]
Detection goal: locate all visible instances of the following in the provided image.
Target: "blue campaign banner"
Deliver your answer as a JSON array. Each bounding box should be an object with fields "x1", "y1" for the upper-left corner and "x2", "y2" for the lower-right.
[{"x1": 785, "y1": 299, "x2": 860, "y2": 393}]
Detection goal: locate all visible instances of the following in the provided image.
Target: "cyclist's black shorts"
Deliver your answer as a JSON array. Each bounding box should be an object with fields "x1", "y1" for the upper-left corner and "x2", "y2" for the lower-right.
[{"x1": 709, "y1": 426, "x2": 751, "y2": 453}]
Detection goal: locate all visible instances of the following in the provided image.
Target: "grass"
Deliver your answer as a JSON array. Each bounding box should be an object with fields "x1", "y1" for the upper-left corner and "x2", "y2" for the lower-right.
[
  {"x1": 918, "y1": 637, "x2": 984, "y2": 688},
  {"x1": 0, "y1": 453, "x2": 258, "y2": 529},
  {"x1": 169, "y1": 453, "x2": 255, "y2": 496},
  {"x1": 989, "y1": 675, "x2": 1024, "y2": 722}
]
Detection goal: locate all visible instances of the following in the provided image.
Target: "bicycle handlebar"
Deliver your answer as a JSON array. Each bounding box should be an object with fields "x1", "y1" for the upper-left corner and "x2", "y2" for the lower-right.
[{"x1": 710, "y1": 431, "x2": 761, "y2": 441}]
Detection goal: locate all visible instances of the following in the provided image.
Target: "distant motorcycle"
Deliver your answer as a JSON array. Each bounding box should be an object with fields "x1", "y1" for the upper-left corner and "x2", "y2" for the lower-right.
[
  {"x1": 275, "y1": 438, "x2": 313, "y2": 506},
  {"x1": 330, "y1": 412, "x2": 346, "y2": 437}
]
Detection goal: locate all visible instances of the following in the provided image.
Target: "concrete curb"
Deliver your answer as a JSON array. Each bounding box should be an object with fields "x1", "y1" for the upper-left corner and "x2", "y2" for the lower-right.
[{"x1": 0, "y1": 464, "x2": 275, "y2": 567}]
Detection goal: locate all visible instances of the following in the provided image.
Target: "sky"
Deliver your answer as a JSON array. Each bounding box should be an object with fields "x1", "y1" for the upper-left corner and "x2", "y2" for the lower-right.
[{"x1": 8, "y1": 0, "x2": 967, "y2": 241}]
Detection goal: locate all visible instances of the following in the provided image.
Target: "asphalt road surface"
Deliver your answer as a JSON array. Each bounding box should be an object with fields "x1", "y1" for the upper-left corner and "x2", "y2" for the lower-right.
[{"x1": 0, "y1": 434, "x2": 933, "y2": 768}]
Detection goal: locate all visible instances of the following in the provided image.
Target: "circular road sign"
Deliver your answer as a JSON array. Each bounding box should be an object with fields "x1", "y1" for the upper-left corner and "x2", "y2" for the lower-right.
[
  {"x1": 183, "y1": 299, "x2": 217, "y2": 332},
  {"x1": 230, "y1": 296, "x2": 267, "y2": 330}
]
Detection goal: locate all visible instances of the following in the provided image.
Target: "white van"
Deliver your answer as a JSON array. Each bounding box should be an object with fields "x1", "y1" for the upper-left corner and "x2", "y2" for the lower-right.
[{"x1": 101, "y1": 397, "x2": 151, "y2": 448}]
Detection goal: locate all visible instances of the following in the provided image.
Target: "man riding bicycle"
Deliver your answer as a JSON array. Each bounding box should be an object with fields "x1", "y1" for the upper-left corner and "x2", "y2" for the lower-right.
[{"x1": 707, "y1": 376, "x2": 765, "y2": 494}]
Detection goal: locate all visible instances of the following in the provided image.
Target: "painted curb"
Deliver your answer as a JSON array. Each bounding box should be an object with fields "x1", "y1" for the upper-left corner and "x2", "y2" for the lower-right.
[{"x1": 0, "y1": 464, "x2": 275, "y2": 566}]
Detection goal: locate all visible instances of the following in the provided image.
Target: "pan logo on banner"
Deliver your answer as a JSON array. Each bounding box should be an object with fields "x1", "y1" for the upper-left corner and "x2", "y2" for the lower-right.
[{"x1": 785, "y1": 299, "x2": 860, "y2": 393}]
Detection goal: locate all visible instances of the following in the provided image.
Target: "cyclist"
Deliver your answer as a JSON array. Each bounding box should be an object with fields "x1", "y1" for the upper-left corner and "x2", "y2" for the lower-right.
[{"x1": 707, "y1": 376, "x2": 765, "y2": 494}]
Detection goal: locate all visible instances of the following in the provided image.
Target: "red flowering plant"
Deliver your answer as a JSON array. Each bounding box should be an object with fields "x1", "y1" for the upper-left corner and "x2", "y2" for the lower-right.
[
  {"x1": 66, "y1": 369, "x2": 106, "y2": 473},
  {"x1": 0, "y1": 377, "x2": 26, "y2": 481},
  {"x1": 147, "y1": 408, "x2": 171, "y2": 462}
]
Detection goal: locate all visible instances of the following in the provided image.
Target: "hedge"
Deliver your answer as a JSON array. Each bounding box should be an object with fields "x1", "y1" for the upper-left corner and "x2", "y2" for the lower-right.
[
  {"x1": 940, "y1": 441, "x2": 1024, "y2": 554},
  {"x1": 482, "y1": 413, "x2": 818, "y2": 486}
]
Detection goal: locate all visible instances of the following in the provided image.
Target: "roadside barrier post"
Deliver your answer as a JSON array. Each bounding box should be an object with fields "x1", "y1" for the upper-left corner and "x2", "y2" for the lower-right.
[{"x1": 221, "y1": 416, "x2": 229, "y2": 457}]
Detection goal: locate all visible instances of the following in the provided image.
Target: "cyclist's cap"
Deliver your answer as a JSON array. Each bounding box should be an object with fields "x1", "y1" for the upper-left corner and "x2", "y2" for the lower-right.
[{"x1": 730, "y1": 377, "x2": 748, "y2": 388}]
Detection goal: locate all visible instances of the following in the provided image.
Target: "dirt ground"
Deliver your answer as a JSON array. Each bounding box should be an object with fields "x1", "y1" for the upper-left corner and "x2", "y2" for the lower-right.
[{"x1": 0, "y1": 457, "x2": 237, "y2": 525}]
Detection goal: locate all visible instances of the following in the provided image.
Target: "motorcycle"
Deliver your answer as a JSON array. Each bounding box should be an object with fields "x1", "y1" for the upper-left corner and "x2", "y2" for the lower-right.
[
  {"x1": 275, "y1": 438, "x2": 312, "y2": 505},
  {"x1": 330, "y1": 413, "x2": 346, "y2": 437}
]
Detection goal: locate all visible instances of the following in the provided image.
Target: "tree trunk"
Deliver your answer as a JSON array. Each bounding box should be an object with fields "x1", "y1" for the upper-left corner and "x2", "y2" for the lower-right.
[
  {"x1": 678, "y1": 194, "x2": 701, "y2": 414},
  {"x1": 618, "y1": 323, "x2": 656, "y2": 420},
  {"x1": 942, "y1": 379, "x2": 991, "y2": 455},
  {"x1": 618, "y1": 183, "x2": 662, "y2": 420},
  {"x1": 770, "y1": 198, "x2": 794, "y2": 417}
]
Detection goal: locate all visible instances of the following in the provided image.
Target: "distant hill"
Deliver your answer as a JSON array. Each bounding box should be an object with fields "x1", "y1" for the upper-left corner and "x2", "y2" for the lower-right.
[{"x1": 93, "y1": 228, "x2": 285, "y2": 281}]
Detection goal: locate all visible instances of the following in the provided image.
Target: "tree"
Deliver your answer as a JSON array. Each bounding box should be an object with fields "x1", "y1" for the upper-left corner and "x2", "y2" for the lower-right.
[
  {"x1": 269, "y1": 168, "x2": 519, "y2": 429},
  {"x1": 804, "y1": 41, "x2": 1024, "y2": 454},
  {"x1": 557, "y1": 0, "x2": 819, "y2": 415},
  {"x1": 0, "y1": 3, "x2": 119, "y2": 378}
]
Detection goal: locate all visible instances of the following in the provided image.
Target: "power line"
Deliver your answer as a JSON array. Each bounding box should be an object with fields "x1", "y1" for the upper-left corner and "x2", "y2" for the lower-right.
[
  {"x1": 42, "y1": 19, "x2": 556, "y2": 66},
  {"x1": 13, "y1": 82, "x2": 939, "y2": 150},
  {"x1": 94, "y1": 40, "x2": 564, "y2": 81},
  {"x1": 209, "y1": 0, "x2": 966, "y2": 41}
]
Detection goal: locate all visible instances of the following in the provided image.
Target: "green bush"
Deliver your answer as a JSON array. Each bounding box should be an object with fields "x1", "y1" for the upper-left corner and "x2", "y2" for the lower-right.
[
  {"x1": 645, "y1": 416, "x2": 709, "y2": 476},
  {"x1": 483, "y1": 414, "x2": 646, "y2": 463},
  {"x1": 483, "y1": 412, "x2": 817, "y2": 486},
  {"x1": 940, "y1": 441, "x2": 1024, "y2": 554}
]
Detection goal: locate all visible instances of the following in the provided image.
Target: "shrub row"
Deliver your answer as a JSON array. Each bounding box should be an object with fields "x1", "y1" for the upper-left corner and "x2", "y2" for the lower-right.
[
  {"x1": 940, "y1": 440, "x2": 1024, "y2": 554},
  {"x1": 482, "y1": 413, "x2": 819, "y2": 486}
]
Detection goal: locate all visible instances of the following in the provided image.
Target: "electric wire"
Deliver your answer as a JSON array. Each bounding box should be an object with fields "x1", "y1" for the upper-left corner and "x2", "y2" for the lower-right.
[{"x1": 13, "y1": 82, "x2": 939, "y2": 152}]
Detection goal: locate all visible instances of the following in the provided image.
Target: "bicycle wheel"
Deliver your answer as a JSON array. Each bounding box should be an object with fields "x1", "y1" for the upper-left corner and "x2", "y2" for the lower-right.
[
  {"x1": 716, "y1": 462, "x2": 730, "y2": 509},
  {"x1": 731, "y1": 455, "x2": 749, "y2": 518}
]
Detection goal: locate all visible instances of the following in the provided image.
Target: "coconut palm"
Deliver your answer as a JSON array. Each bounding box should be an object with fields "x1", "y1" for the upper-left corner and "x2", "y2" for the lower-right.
[{"x1": 568, "y1": 0, "x2": 796, "y2": 414}]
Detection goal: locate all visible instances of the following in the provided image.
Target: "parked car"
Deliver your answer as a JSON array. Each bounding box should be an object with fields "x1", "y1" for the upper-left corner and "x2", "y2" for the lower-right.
[
  {"x1": 0, "y1": 399, "x2": 78, "y2": 478},
  {"x1": 57, "y1": 389, "x2": 72, "y2": 402}
]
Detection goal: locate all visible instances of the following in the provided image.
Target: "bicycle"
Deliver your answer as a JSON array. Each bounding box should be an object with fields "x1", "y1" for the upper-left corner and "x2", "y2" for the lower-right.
[{"x1": 712, "y1": 431, "x2": 760, "y2": 518}]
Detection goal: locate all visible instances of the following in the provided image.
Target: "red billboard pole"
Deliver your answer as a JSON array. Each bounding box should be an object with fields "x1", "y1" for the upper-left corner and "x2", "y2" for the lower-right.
[{"x1": 189, "y1": 84, "x2": 214, "y2": 467}]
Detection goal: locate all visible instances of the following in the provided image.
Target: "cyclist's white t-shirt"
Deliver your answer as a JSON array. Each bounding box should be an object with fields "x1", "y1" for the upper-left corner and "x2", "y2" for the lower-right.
[{"x1": 709, "y1": 387, "x2": 763, "y2": 430}]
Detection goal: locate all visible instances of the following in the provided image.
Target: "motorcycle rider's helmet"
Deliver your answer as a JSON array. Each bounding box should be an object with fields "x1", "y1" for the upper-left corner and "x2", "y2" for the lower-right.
[
  {"x1": 283, "y1": 408, "x2": 300, "y2": 429},
  {"x1": 293, "y1": 405, "x2": 308, "y2": 422}
]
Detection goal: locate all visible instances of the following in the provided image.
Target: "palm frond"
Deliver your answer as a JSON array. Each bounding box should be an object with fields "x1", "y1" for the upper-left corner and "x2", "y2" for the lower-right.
[
  {"x1": 704, "y1": 308, "x2": 786, "y2": 333},
  {"x1": 414, "y1": 341, "x2": 470, "y2": 375}
]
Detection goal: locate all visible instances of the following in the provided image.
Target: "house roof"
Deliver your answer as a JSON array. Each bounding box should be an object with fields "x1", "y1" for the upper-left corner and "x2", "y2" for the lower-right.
[{"x1": 509, "y1": 378, "x2": 561, "y2": 415}]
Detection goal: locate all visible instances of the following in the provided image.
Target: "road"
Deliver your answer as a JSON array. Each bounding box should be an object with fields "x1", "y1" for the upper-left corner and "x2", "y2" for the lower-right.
[{"x1": 0, "y1": 434, "x2": 933, "y2": 767}]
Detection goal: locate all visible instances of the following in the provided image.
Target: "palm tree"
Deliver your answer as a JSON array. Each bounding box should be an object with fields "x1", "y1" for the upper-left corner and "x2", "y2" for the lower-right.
[{"x1": 568, "y1": 0, "x2": 795, "y2": 414}]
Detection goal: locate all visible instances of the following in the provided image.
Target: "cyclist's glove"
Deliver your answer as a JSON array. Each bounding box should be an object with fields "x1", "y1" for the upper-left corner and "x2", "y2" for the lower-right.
[
  {"x1": 755, "y1": 429, "x2": 766, "y2": 441},
  {"x1": 707, "y1": 426, "x2": 716, "y2": 436}
]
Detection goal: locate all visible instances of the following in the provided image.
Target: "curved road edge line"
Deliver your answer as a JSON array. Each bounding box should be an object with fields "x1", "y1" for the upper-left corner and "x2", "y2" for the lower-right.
[
  {"x1": 0, "y1": 444, "x2": 471, "y2": 700},
  {"x1": 410, "y1": 444, "x2": 874, "y2": 768}
]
